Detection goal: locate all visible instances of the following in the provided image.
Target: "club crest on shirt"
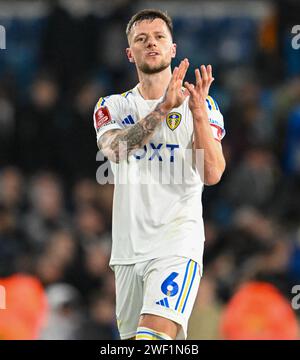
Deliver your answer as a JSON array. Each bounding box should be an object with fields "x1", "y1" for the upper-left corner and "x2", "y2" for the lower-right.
[{"x1": 166, "y1": 112, "x2": 181, "y2": 131}]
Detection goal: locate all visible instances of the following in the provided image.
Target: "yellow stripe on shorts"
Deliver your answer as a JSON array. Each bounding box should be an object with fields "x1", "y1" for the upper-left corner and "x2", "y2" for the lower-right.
[{"x1": 177, "y1": 261, "x2": 197, "y2": 313}]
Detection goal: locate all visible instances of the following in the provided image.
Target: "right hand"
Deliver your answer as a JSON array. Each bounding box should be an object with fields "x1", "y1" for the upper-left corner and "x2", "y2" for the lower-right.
[{"x1": 160, "y1": 58, "x2": 190, "y2": 112}]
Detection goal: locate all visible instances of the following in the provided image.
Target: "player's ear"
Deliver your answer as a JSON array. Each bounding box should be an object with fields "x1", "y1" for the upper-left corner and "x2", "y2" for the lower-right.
[
  {"x1": 126, "y1": 48, "x2": 135, "y2": 63},
  {"x1": 171, "y1": 43, "x2": 177, "y2": 59}
]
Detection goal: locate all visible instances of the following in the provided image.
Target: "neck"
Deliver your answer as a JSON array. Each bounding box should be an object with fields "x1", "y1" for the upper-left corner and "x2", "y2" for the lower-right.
[{"x1": 137, "y1": 66, "x2": 172, "y2": 100}]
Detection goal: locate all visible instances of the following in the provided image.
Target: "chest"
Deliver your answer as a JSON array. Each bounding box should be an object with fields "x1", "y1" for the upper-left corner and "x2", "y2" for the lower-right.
[{"x1": 121, "y1": 99, "x2": 193, "y2": 149}]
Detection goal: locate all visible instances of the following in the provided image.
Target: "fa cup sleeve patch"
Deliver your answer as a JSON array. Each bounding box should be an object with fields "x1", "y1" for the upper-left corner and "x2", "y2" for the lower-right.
[{"x1": 95, "y1": 106, "x2": 113, "y2": 130}]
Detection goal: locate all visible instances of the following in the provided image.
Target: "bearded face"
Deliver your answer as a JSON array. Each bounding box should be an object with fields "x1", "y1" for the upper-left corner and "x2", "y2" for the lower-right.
[
  {"x1": 127, "y1": 18, "x2": 176, "y2": 75},
  {"x1": 138, "y1": 57, "x2": 171, "y2": 74}
]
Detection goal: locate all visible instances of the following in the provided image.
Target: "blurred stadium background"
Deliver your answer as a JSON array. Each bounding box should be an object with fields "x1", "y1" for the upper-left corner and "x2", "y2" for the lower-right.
[{"x1": 0, "y1": 0, "x2": 300, "y2": 340}]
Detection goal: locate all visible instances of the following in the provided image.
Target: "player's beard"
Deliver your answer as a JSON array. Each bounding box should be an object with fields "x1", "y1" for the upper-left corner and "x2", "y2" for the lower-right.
[{"x1": 138, "y1": 58, "x2": 170, "y2": 74}]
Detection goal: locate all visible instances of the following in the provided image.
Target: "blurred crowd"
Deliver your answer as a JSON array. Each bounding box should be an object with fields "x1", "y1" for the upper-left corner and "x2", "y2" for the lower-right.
[
  {"x1": 1, "y1": 0, "x2": 300, "y2": 339},
  {"x1": 0, "y1": 168, "x2": 117, "y2": 339}
]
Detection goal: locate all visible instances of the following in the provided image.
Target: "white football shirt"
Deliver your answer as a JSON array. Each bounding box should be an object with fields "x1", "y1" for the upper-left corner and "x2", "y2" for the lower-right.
[{"x1": 93, "y1": 85, "x2": 225, "y2": 268}]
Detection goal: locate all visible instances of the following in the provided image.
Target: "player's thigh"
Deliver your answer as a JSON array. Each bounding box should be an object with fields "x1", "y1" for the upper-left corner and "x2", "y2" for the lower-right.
[
  {"x1": 141, "y1": 256, "x2": 201, "y2": 340},
  {"x1": 114, "y1": 264, "x2": 144, "y2": 340}
]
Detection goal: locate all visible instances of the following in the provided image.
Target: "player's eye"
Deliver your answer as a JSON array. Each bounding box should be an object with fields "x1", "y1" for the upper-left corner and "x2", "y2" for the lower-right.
[{"x1": 136, "y1": 37, "x2": 145, "y2": 42}]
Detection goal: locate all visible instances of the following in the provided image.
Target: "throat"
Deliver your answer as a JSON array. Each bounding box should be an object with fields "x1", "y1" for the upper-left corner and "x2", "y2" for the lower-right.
[{"x1": 137, "y1": 84, "x2": 165, "y2": 100}]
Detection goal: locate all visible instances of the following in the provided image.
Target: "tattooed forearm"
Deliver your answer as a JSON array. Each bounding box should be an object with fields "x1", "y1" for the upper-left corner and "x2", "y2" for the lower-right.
[{"x1": 98, "y1": 102, "x2": 169, "y2": 163}]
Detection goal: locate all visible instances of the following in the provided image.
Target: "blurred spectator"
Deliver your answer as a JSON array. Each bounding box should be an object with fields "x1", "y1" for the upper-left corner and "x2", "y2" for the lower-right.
[
  {"x1": 23, "y1": 172, "x2": 70, "y2": 248},
  {"x1": 75, "y1": 291, "x2": 118, "y2": 340},
  {"x1": 95, "y1": 184, "x2": 114, "y2": 226},
  {"x1": 35, "y1": 253, "x2": 66, "y2": 286},
  {"x1": 188, "y1": 276, "x2": 222, "y2": 340},
  {"x1": 84, "y1": 241, "x2": 110, "y2": 278},
  {"x1": 220, "y1": 282, "x2": 299, "y2": 340},
  {"x1": 40, "y1": 283, "x2": 82, "y2": 339},
  {"x1": 0, "y1": 167, "x2": 24, "y2": 212},
  {"x1": 0, "y1": 205, "x2": 28, "y2": 276},
  {"x1": 54, "y1": 79, "x2": 101, "y2": 183},
  {"x1": 72, "y1": 178, "x2": 98, "y2": 209},
  {"x1": 203, "y1": 207, "x2": 287, "y2": 302},
  {"x1": 75, "y1": 204, "x2": 107, "y2": 243},
  {"x1": 101, "y1": 268, "x2": 116, "y2": 301},
  {"x1": 99, "y1": 0, "x2": 137, "y2": 92},
  {"x1": 224, "y1": 146, "x2": 280, "y2": 210},
  {"x1": 56, "y1": 224, "x2": 111, "y2": 299},
  {"x1": 15, "y1": 73, "x2": 60, "y2": 173},
  {"x1": 0, "y1": 274, "x2": 48, "y2": 339},
  {"x1": 288, "y1": 229, "x2": 300, "y2": 284},
  {"x1": 40, "y1": 0, "x2": 100, "y2": 91},
  {"x1": 0, "y1": 88, "x2": 16, "y2": 166},
  {"x1": 44, "y1": 229, "x2": 77, "y2": 269},
  {"x1": 283, "y1": 105, "x2": 300, "y2": 175}
]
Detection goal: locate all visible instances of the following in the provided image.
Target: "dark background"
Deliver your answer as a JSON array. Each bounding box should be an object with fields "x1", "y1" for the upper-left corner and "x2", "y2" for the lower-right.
[{"x1": 0, "y1": 0, "x2": 300, "y2": 339}]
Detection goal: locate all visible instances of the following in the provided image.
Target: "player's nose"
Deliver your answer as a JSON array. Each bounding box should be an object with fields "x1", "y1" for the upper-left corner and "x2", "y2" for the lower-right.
[{"x1": 146, "y1": 35, "x2": 157, "y2": 48}]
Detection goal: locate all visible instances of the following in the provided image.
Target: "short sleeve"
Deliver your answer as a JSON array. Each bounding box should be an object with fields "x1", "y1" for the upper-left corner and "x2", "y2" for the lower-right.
[
  {"x1": 93, "y1": 95, "x2": 123, "y2": 142},
  {"x1": 205, "y1": 96, "x2": 226, "y2": 142}
]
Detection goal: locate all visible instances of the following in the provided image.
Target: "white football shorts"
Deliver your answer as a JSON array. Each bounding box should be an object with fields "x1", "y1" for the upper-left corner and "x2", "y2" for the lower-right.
[{"x1": 113, "y1": 256, "x2": 202, "y2": 340}]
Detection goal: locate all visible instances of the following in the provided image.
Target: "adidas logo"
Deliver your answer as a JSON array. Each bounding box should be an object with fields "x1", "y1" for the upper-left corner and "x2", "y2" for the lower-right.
[
  {"x1": 122, "y1": 115, "x2": 134, "y2": 125},
  {"x1": 155, "y1": 297, "x2": 170, "y2": 308}
]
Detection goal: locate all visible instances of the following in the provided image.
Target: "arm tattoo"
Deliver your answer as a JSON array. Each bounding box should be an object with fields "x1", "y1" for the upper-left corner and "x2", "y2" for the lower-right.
[{"x1": 98, "y1": 102, "x2": 168, "y2": 163}]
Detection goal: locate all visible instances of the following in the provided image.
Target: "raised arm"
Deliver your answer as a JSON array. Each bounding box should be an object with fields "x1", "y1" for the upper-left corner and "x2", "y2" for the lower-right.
[
  {"x1": 97, "y1": 59, "x2": 190, "y2": 163},
  {"x1": 184, "y1": 65, "x2": 226, "y2": 185}
]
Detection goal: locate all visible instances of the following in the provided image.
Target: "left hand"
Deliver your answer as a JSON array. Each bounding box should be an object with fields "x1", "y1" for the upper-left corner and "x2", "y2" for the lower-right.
[{"x1": 184, "y1": 65, "x2": 214, "y2": 114}]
